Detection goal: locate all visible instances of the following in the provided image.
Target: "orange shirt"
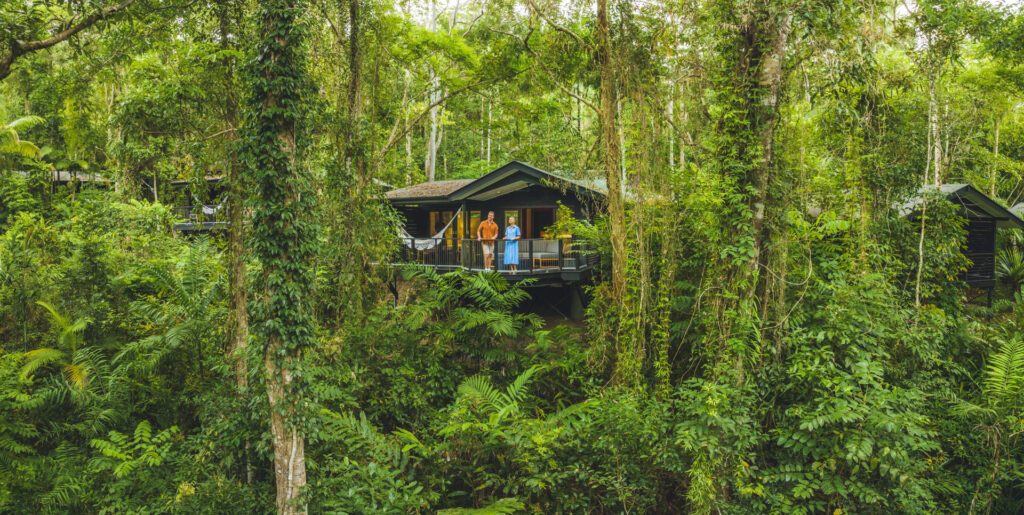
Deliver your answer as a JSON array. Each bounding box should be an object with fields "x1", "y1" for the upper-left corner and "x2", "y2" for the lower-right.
[{"x1": 478, "y1": 219, "x2": 498, "y2": 241}]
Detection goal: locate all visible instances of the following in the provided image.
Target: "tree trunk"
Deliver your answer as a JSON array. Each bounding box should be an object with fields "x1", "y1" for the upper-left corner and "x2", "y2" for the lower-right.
[
  {"x1": 424, "y1": 0, "x2": 441, "y2": 181},
  {"x1": 266, "y1": 355, "x2": 307, "y2": 515},
  {"x1": 346, "y1": 0, "x2": 366, "y2": 187},
  {"x1": 244, "y1": 0, "x2": 316, "y2": 512},
  {"x1": 991, "y1": 117, "x2": 1000, "y2": 197},
  {"x1": 486, "y1": 96, "x2": 492, "y2": 164},
  {"x1": 668, "y1": 94, "x2": 675, "y2": 170},
  {"x1": 403, "y1": 69, "x2": 413, "y2": 184},
  {"x1": 597, "y1": 0, "x2": 626, "y2": 301},
  {"x1": 219, "y1": 0, "x2": 248, "y2": 395},
  {"x1": 929, "y1": 75, "x2": 942, "y2": 186},
  {"x1": 218, "y1": 1, "x2": 251, "y2": 482},
  {"x1": 749, "y1": 12, "x2": 792, "y2": 319}
]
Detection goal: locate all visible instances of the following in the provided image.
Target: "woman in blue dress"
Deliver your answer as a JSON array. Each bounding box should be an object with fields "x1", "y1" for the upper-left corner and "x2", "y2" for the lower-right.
[{"x1": 503, "y1": 216, "x2": 521, "y2": 273}]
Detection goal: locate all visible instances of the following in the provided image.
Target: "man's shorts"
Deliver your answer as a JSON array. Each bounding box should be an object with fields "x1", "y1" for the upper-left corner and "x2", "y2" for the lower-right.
[{"x1": 481, "y1": 242, "x2": 495, "y2": 256}]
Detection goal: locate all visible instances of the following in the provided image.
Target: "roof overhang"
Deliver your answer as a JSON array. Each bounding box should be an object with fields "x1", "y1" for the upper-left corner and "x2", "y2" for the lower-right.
[
  {"x1": 902, "y1": 183, "x2": 1024, "y2": 230},
  {"x1": 385, "y1": 161, "x2": 608, "y2": 207},
  {"x1": 449, "y1": 161, "x2": 606, "y2": 202}
]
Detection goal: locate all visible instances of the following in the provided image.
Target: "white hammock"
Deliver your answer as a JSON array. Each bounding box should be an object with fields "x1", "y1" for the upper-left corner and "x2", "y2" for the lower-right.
[{"x1": 399, "y1": 207, "x2": 463, "y2": 251}]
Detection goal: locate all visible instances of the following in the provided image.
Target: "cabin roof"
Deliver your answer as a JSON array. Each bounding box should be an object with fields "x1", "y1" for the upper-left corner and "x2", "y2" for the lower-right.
[
  {"x1": 1011, "y1": 202, "x2": 1024, "y2": 218},
  {"x1": 385, "y1": 179, "x2": 475, "y2": 201},
  {"x1": 901, "y1": 183, "x2": 1024, "y2": 230},
  {"x1": 14, "y1": 170, "x2": 109, "y2": 183},
  {"x1": 169, "y1": 175, "x2": 224, "y2": 186},
  {"x1": 385, "y1": 161, "x2": 607, "y2": 204}
]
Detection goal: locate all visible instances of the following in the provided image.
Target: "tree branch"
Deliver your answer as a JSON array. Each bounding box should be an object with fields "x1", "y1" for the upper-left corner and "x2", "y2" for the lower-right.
[
  {"x1": 525, "y1": 0, "x2": 590, "y2": 50},
  {"x1": 0, "y1": 0, "x2": 138, "y2": 81},
  {"x1": 490, "y1": 25, "x2": 599, "y2": 115},
  {"x1": 373, "y1": 79, "x2": 487, "y2": 167}
]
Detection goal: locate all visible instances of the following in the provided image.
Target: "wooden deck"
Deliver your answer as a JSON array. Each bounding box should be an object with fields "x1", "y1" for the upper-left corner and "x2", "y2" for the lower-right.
[
  {"x1": 395, "y1": 238, "x2": 597, "y2": 282},
  {"x1": 172, "y1": 205, "x2": 226, "y2": 232}
]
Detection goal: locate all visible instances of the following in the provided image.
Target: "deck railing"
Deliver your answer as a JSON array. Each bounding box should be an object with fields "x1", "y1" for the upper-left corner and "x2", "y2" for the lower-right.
[
  {"x1": 173, "y1": 205, "x2": 226, "y2": 231},
  {"x1": 175, "y1": 205, "x2": 223, "y2": 223},
  {"x1": 396, "y1": 238, "x2": 597, "y2": 274}
]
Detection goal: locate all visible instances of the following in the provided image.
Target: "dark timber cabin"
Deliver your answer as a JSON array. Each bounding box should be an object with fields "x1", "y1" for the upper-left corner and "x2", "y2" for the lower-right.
[
  {"x1": 903, "y1": 183, "x2": 1024, "y2": 297},
  {"x1": 387, "y1": 161, "x2": 604, "y2": 316},
  {"x1": 170, "y1": 176, "x2": 227, "y2": 233}
]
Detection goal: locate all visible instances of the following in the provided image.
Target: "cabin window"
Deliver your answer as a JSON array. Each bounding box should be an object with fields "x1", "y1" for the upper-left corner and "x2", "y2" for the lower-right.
[
  {"x1": 430, "y1": 211, "x2": 456, "y2": 239},
  {"x1": 503, "y1": 209, "x2": 520, "y2": 229},
  {"x1": 469, "y1": 211, "x2": 481, "y2": 239}
]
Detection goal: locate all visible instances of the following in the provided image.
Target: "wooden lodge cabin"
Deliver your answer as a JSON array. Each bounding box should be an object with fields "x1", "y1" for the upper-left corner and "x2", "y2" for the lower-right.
[
  {"x1": 170, "y1": 176, "x2": 228, "y2": 232},
  {"x1": 387, "y1": 161, "x2": 604, "y2": 290},
  {"x1": 903, "y1": 183, "x2": 1024, "y2": 299}
]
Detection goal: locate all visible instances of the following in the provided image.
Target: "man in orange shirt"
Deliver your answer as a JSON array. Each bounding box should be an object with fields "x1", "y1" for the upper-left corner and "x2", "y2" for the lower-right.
[{"x1": 477, "y1": 210, "x2": 499, "y2": 270}]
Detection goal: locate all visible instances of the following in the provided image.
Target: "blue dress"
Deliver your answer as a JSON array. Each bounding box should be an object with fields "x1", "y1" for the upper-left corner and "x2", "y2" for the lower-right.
[{"x1": 503, "y1": 225, "x2": 520, "y2": 266}]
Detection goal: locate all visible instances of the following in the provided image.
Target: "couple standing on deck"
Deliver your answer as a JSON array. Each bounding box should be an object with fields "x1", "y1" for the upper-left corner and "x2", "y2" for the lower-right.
[{"x1": 476, "y1": 211, "x2": 521, "y2": 273}]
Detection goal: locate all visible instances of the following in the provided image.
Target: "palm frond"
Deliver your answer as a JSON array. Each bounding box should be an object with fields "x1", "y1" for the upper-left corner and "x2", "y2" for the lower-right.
[
  {"x1": 997, "y1": 248, "x2": 1024, "y2": 289},
  {"x1": 35, "y1": 300, "x2": 70, "y2": 330},
  {"x1": 505, "y1": 365, "x2": 543, "y2": 404},
  {"x1": 5, "y1": 115, "x2": 45, "y2": 132}
]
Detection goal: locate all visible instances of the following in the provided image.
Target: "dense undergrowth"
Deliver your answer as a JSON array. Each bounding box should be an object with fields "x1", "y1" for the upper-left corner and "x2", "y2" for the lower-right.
[{"x1": 1, "y1": 183, "x2": 1023, "y2": 513}]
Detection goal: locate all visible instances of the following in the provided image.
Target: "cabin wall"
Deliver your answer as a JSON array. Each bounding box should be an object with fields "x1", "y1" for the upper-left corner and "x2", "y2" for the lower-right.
[
  {"x1": 964, "y1": 218, "x2": 997, "y2": 288},
  {"x1": 392, "y1": 184, "x2": 596, "y2": 239},
  {"x1": 396, "y1": 205, "x2": 457, "y2": 237}
]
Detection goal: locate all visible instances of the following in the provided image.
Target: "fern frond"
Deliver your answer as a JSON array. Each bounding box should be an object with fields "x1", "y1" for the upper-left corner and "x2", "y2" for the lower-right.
[
  {"x1": 5, "y1": 115, "x2": 45, "y2": 132},
  {"x1": 437, "y1": 498, "x2": 525, "y2": 514},
  {"x1": 35, "y1": 300, "x2": 70, "y2": 329},
  {"x1": 457, "y1": 374, "x2": 505, "y2": 413},
  {"x1": 984, "y1": 337, "x2": 1024, "y2": 406},
  {"x1": 19, "y1": 347, "x2": 66, "y2": 380},
  {"x1": 63, "y1": 363, "x2": 89, "y2": 390},
  {"x1": 505, "y1": 365, "x2": 543, "y2": 404}
]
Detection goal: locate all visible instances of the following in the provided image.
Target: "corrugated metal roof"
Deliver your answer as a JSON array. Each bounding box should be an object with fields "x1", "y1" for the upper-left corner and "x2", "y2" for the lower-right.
[{"x1": 385, "y1": 179, "x2": 475, "y2": 200}]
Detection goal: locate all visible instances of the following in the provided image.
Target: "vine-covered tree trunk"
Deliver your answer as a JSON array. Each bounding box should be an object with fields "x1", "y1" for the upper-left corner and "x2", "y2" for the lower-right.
[
  {"x1": 597, "y1": 0, "x2": 626, "y2": 301},
  {"x1": 703, "y1": 1, "x2": 795, "y2": 378},
  {"x1": 242, "y1": 0, "x2": 318, "y2": 512}
]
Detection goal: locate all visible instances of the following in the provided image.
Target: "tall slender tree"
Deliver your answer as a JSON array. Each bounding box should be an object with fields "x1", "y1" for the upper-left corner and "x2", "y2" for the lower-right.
[
  {"x1": 217, "y1": 0, "x2": 253, "y2": 483},
  {"x1": 241, "y1": 0, "x2": 318, "y2": 512},
  {"x1": 596, "y1": 0, "x2": 626, "y2": 301}
]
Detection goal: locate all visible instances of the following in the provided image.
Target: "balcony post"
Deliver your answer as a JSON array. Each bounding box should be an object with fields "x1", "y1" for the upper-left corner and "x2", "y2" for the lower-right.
[
  {"x1": 528, "y1": 239, "x2": 534, "y2": 273},
  {"x1": 460, "y1": 201, "x2": 469, "y2": 268}
]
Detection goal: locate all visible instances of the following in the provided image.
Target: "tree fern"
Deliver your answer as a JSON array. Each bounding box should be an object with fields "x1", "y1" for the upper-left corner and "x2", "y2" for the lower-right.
[
  {"x1": 320, "y1": 410, "x2": 410, "y2": 471},
  {"x1": 437, "y1": 497, "x2": 525, "y2": 514},
  {"x1": 20, "y1": 301, "x2": 93, "y2": 390},
  {"x1": 983, "y1": 336, "x2": 1024, "y2": 408}
]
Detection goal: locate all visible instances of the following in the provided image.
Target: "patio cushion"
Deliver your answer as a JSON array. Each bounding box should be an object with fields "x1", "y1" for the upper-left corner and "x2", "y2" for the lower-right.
[{"x1": 519, "y1": 239, "x2": 560, "y2": 259}]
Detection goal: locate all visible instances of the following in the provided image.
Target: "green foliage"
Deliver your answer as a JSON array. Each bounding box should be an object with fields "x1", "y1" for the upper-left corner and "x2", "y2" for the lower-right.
[
  {"x1": 90, "y1": 420, "x2": 180, "y2": 479},
  {"x1": 997, "y1": 246, "x2": 1024, "y2": 292},
  {"x1": 436, "y1": 497, "x2": 525, "y2": 515},
  {"x1": 310, "y1": 410, "x2": 432, "y2": 513},
  {"x1": 0, "y1": 116, "x2": 45, "y2": 160},
  {"x1": 21, "y1": 301, "x2": 93, "y2": 390},
  {"x1": 241, "y1": 0, "x2": 320, "y2": 400},
  {"x1": 5, "y1": 0, "x2": 1024, "y2": 513}
]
